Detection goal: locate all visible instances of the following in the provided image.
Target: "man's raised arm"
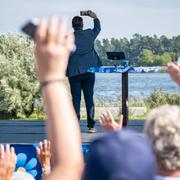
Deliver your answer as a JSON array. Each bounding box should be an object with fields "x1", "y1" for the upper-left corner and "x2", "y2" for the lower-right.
[{"x1": 88, "y1": 11, "x2": 101, "y2": 38}]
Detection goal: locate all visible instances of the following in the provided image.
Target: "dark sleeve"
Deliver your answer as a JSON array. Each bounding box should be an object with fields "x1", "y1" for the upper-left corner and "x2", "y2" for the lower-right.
[{"x1": 92, "y1": 18, "x2": 101, "y2": 39}]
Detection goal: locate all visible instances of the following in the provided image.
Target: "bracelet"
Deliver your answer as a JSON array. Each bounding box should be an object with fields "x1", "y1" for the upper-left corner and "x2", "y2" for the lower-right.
[
  {"x1": 42, "y1": 166, "x2": 51, "y2": 176},
  {"x1": 40, "y1": 79, "x2": 65, "y2": 89}
]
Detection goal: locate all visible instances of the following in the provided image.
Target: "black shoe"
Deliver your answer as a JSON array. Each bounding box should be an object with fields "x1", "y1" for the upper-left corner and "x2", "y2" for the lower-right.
[{"x1": 88, "y1": 127, "x2": 97, "y2": 133}]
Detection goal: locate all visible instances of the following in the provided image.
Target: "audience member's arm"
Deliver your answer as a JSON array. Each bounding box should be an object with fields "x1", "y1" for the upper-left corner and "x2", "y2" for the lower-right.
[
  {"x1": 99, "y1": 110, "x2": 123, "y2": 131},
  {"x1": 0, "y1": 144, "x2": 16, "y2": 180},
  {"x1": 88, "y1": 11, "x2": 101, "y2": 38},
  {"x1": 35, "y1": 16, "x2": 84, "y2": 180},
  {"x1": 167, "y1": 62, "x2": 180, "y2": 86}
]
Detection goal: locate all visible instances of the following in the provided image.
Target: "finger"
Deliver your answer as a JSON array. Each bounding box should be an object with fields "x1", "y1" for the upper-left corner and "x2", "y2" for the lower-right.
[
  {"x1": 102, "y1": 112, "x2": 110, "y2": 125},
  {"x1": 99, "y1": 115, "x2": 105, "y2": 126},
  {"x1": 0, "y1": 144, "x2": 5, "y2": 159},
  {"x1": 10, "y1": 147, "x2": 15, "y2": 160},
  {"x1": 65, "y1": 33, "x2": 75, "y2": 52},
  {"x1": 47, "y1": 16, "x2": 58, "y2": 43},
  {"x1": 47, "y1": 140, "x2": 51, "y2": 152},
  {"x1": 118, "y1": 114, "x2": 123, "y2": 129},
  {"x1": 36, "y1": 148, "x2": 40, "y2": 156},
  {"x1": 101, "y1": 112, "x2": 107, "y2": 120},
  {"x1": 107, "y1": 110, "x2": 114, "y2": 122},
  {"x1": 44, "y1": 139, "x2": 48, "y2": 151},
  {"x1": 35, "y1": 18, "x2": 48, "y2": 45},
  {"x1": 104, "y1": 111, "x2": 111, "y2": 122},
  {"x1": 57, "y1": 17, "x2": 67, "y2": 44},
  {"x1": 39, "y1": 141, "x2": 43, "y2": 151},
  {"x1": 5, "y1": 144, "x2": 10, "y2": 160},
  {"x1": 10, "y1": 147, "x2": 16, "y2": 164},
  {"x1": 100, "y1": 114, "x2": 107, "y2": 127}
]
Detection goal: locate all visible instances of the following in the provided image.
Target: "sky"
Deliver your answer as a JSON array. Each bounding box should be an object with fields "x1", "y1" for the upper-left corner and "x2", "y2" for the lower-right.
[{"x1": 0, "y1": 0, "x2": 180, "y2": 39}]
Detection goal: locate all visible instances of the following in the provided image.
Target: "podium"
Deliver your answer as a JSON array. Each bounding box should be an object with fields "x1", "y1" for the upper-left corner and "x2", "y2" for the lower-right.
[{"x1": 88, "y1": 52, "x2": 161, "y2": 127}]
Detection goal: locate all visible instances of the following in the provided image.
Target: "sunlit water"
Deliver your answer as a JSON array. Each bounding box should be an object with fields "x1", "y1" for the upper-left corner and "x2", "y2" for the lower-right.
[{"x1": 94, "y1": 73, "x2": 179, "y2": 101}]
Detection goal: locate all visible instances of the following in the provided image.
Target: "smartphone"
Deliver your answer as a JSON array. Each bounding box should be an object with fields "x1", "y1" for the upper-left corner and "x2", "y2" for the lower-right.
[
  {"x1": 21, "y1": 19, "x2": 39, "y2": 39},
  {"x1": 80, "y1": 11, "x2": 90, "y2": 16},
  {"x1": 21, "y1": 19, "x2": 76, "y2": 52}
]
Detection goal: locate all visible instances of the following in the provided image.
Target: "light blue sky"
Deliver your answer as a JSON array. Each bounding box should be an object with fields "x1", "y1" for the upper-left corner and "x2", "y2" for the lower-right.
[{"x1": 1, "y1": 0, "x2": 180, "y2": 39}]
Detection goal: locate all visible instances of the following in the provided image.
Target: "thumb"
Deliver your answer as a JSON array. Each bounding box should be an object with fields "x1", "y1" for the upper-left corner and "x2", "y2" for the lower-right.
[{"x1": 118, "y1": 114, "x2": 123, "y2": 129}]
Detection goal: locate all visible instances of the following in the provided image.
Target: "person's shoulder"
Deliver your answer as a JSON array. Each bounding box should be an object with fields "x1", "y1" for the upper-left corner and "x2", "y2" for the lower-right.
[{"x1": 83, "y1": 28, "x2": 93, "y2": 33}]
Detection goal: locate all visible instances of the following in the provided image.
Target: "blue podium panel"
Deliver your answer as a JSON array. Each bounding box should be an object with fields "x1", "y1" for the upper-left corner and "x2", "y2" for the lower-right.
[
  {"x1": 87, "y1": 66, "x2": 161, "y2": 73},
  {"x1": 10, "y1": 144, "x2": 89, "y2": 180}
]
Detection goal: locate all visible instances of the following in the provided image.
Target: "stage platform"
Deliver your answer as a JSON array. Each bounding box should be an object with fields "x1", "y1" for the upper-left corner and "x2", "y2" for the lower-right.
[{"x1": 0, "y1": 120, "x2": 145, "y2": 144}]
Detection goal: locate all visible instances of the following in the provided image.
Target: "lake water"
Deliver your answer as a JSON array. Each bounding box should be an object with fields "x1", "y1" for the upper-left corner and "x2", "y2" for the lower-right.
[{"x1": 94, "y1": 73, "x2": 180, "y2": 101}]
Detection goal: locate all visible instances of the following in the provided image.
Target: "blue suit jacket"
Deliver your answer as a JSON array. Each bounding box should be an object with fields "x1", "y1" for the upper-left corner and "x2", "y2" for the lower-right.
[{"x1": 67, "y1": 18, "x2": 102, "y2": 77}]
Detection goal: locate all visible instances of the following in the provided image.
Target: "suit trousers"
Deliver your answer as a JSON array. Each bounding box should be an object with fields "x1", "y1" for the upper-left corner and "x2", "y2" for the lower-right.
[{"x1": 68, "y1": 72, "x2": 95, "y2": 128}]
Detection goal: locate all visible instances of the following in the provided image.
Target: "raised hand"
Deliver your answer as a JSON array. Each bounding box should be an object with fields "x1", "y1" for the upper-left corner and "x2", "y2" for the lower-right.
[
  {"x1": 167, "y1": 62, "x2": 180, "y2": 86},
  {"x1": 34, "y1": 16, "x2": 83, "y2": 180},
  {"x1": 88, "y1": 10, "x2": 97, "y2": 19},
  {"x1": 37, "y1": 139, "x2": 51, "y2": 175},
  {"x1": 35, "y1": 16, "x2": 74, "y2": 82},
  {"x1": 0, "y1": 144, "x2": 17, "y2": 180},
  {"x1": 99, "y1": 110, "x2": 123, "y2": 131}
]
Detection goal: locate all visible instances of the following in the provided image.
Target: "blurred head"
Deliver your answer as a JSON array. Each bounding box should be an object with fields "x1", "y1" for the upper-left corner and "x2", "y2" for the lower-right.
[
  {"x1": 12, "y1": 171, "x2": 35, "y2": 180},
  {"x1": 72, "y1": 16, "x2": 83, "y2": 30},
  {"x1": 144, "y1": 105, "x2": 180, "y2": 171},
  {"x1": 84, "y1": 130, "x2": 155, "y2": 180}
]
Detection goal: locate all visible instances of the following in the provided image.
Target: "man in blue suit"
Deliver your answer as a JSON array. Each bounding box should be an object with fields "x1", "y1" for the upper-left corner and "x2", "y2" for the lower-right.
[{"x1": 67, "y1": 11, "x2": 102, "y2": 133}]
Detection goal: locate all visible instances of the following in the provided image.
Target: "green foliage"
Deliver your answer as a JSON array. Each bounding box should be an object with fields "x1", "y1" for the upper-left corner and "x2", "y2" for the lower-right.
[
  {"x1": 0, "y1": 34, "x2": 39, "y2": 117},
  {"x1": 139, "y1": 49, "x2": 172, "y2": 66},
  {"x1": 95, "y1": 34, "x2": 180, "y2": 66},
  {"x1": 147, "y1": 89, "x2": 180, "y2": 108}
]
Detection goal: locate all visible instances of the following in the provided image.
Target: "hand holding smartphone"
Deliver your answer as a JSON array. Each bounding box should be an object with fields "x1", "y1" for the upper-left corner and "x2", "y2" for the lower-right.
[
  {"x1": 21, "y1": 18, "x2": 76, "y2": 52},
  {"x1": 21, "y1": 19, "x2": 39, "y2": 39}
]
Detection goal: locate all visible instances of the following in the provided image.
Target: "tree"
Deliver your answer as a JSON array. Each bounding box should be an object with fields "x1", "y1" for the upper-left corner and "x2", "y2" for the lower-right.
[
  {"x1": 139, "y1": 49, "x2": 154, "y2": 66},
  {"x1": 0, "y1": 34, "x2": 39, "y2": 118}
]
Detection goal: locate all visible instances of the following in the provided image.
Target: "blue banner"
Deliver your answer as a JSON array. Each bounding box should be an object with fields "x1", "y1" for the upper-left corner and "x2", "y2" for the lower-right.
[{"x1": 87, "y1": 66, "x2": 161, "y2": 73}]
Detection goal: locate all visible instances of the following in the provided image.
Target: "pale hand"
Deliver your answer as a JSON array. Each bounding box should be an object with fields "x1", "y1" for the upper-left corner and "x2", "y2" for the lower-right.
[
  {"x1": 37, "y1": 139, "x2": 51, "y2": 169},
  {"x1": 88, "y1": 11, "x2": 97, "y2": 18},
  {"x1": 35, "y1": 16, "x2": 74, "y2": 82},
  {"x1": 99, "y1": 110, "x2": 123, "y2": 131},
  {"x1": 167, "y1": 62, "x2": 180, "y2": 86},
  {"x1": 0, "y1": 144, "x2": 17, "y2": 180}
]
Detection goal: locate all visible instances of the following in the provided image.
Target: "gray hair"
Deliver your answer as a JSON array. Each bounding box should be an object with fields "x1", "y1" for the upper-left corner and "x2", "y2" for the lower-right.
[
  {"x1": 12, "y1": 171, "x2": 35, "y2": 180},
  {"x1": 144, "y1": 105, "x2": 180, "y2": 171}
]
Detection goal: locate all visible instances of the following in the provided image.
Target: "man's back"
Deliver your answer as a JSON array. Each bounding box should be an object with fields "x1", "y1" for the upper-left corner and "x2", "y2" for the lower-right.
[
  {"x1": 73, "y1": 29, "x2": 94, "y2": 55},
  {"x1": 67, "y1": 18, "x2": 102, "y2": 77}
]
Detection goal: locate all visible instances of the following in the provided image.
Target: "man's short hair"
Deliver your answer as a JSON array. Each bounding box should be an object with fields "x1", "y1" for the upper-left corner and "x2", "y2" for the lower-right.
[
  {"x1": 144, "y1": 105, "x2": 180, "y2": 171},
  {"x1": 72, "y1": 16, "x2": 83, "y2": 30}
]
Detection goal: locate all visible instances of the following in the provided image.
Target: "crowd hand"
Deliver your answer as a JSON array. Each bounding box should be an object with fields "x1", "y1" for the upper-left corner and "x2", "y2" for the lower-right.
[
  {"x1": 0, "y1": 144, "x2": 17, "y2": 180},
  {"x1": 99, "y1": 110, "x2": 123, "y2": 131},
  {"x1": 167, "y1": 62, "x2": 180, "y2": 86},
  {"x1": 35, "y1": 16, "x2": 74, "y2": 82},
  {"x1": 36, "y1": 139, "x2": 51, "y2": 173},
  {"x1": 88, "y1": 10, "x2": 97, "y2": 18}
]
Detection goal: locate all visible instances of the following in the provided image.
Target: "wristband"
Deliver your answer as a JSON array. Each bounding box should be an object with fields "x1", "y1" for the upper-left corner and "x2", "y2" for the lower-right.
[
  {"x1": 42, "y1": 166, "x2": 51, "y2": 176},
  {"x1": 40, "y1": 79, "x2": 64, "y2": 89}
]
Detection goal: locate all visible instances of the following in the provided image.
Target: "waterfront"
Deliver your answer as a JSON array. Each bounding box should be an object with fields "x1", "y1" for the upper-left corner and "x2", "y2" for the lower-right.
[{"x1": 94, "y1": 73, "x2": 179, "y2": 102}]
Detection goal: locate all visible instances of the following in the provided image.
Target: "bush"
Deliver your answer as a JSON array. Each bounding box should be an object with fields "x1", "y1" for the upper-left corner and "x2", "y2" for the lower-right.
[
  {"x1": 147, "y1": 89, "x2": 180, "y2": 108},
  {"x1": 0, "y1": 34, "x2": 40, "y2": 118}
]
